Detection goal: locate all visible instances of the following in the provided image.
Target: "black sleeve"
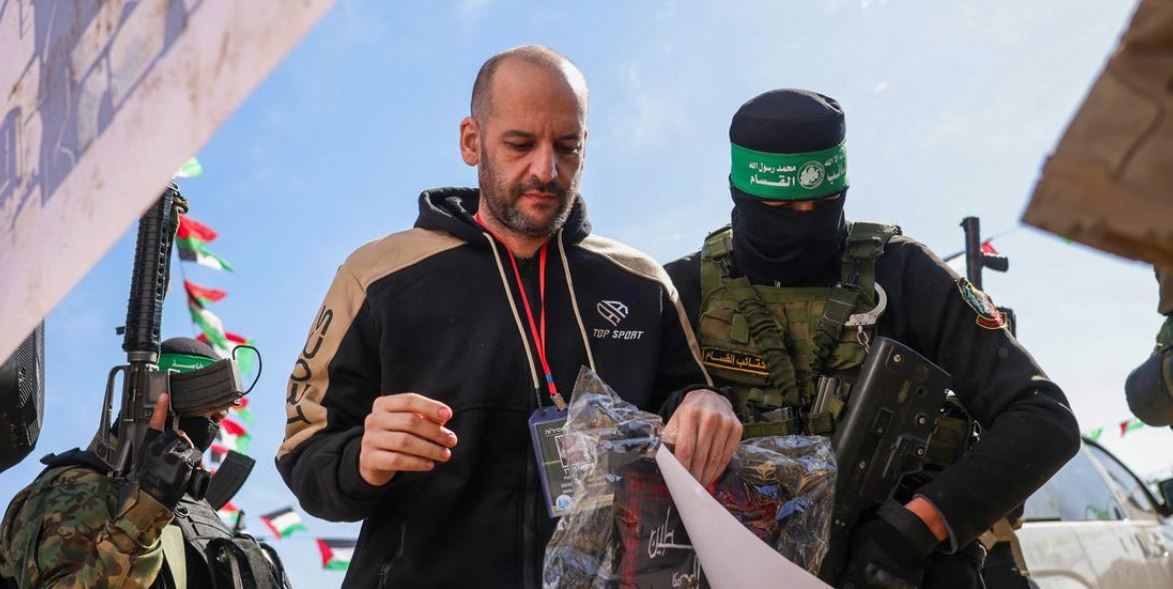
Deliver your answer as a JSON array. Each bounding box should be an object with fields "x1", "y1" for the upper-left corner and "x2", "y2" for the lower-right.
[
  {"x1": 655, "y1": 252, "x2": 728, "y2": 418},
  {"x1": 664, "y1": 253, "x2": 703, "y2": 328},
  {"x1": 275, "y1": 266, "x2": 403, "y2": 522},
  {"x1": 889, "y1": 240, "x2": 1081, "y2": 549},
  {"x1": 652, "y1": 253, "x2": 713, "y2": 417}
]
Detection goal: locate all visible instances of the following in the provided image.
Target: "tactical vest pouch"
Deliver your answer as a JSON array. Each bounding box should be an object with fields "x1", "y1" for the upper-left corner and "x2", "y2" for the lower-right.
[
  {"x1": 206, "y1": 537, "x2": 289, "y2": 589},
  {"x1": 173, "y1": 497, "x2": 288, "y2": 589},
  {"x1": 924, "y1": 396, "x2": 978, "y2": 469}
]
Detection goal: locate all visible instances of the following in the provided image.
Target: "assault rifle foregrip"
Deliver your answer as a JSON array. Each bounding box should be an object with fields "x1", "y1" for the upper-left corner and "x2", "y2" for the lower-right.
[
  {"x1": 123, "y1": 185, "x2": 182, "y2": 357},
  {"x1": 818, "y1": 337, "x2": 951, "y2": 582},
  {"x1": 110, "y1": 186, "x2": 187, "y2": 477}
]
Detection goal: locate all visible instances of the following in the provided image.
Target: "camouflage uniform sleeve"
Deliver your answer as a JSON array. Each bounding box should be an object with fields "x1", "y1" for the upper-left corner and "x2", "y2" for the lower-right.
[{"x1": 0, "y1": 467, "x2": 174, "y2": 589}]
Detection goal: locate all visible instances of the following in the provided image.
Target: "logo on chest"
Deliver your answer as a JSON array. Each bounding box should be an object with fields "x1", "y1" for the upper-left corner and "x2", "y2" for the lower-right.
[{"x1": 592, "y1": 299, "x2": 644, "y2": 341}]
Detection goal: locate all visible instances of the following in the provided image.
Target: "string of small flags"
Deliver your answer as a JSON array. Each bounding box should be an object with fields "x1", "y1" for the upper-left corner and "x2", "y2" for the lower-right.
[
  {"x1": 174, "y1": 163, "x2": 355, "y2": 571},
  {"x1": 1084, "y1": 417, "x2": 1150, "y2": 442},
  {"x1": 209, "y1": 502, "x2": 354, "y2": 571}
]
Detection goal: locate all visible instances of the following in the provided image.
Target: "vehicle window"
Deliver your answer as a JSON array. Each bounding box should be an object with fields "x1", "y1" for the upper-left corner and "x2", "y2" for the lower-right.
[
  {"x1": 1024, "y1": 447, "x2": 1124, "y2": 521},
  {"x1": 1085, "y1": 444, "x2": 1157, "y2": 516}
]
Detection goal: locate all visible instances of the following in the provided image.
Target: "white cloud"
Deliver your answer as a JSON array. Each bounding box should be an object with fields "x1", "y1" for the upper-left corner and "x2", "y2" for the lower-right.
[
  {"x1": 872, "y1": 80, "x2": 891, "y2": 94},
  {"x1": 607, "y1": 65, "x2": 686, "y2": 152},
  {"x1": 458, "y1": 0, "x2": 493, "y2": 28}
]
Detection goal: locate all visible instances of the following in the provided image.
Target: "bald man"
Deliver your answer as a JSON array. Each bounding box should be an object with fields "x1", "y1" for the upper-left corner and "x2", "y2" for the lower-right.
[{"x1": 277, "y1": 45, "x2": 740, "y2": 588}]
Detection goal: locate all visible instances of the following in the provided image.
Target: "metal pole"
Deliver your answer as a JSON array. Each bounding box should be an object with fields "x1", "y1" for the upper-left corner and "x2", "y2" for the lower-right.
[{"x1": 961, "y1": 216, "x2": 983, "y2": 289}]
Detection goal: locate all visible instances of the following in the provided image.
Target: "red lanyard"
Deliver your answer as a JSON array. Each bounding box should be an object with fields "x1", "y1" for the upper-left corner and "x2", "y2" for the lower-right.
[{"x1": 476, "y1": 214, "x2": 560, "y2": 402}]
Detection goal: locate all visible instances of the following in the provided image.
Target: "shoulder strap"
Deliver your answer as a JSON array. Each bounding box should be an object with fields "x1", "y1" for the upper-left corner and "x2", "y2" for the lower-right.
[
  {"x1": 39, "y1": 448, "x2": 111, "y2": 474},
  {"x1": 806, "y1": 222, "x2": 901, "y2": 434},
  {"x1": 728, "y1": 276, "x2": 802, "y2": 409},
  {"x1": 160, "y1": 525, "x2": 187, "y2": 589},
  {"x1": 839, "y1": 221, "x2": 901, "y2": 308},
  {"x1": 700, "y1": 225, "x2": 733, "y2": 306}
]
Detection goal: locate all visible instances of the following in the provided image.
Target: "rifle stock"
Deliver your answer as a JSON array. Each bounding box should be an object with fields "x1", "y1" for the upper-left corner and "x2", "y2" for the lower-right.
[{"x1": 818, "y1": 337, "x2": 951, "y2": 582}]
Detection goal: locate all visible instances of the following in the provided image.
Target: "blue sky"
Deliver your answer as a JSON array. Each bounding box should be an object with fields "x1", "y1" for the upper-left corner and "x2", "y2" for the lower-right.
[{"x1": 4, "y1": 1, "x2": 1167, "y2": 586}]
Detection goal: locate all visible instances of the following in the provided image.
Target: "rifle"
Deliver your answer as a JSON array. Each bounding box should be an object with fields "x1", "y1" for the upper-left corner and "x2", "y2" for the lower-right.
[
  {"x1": 92, "y1": 184, "x2": 253, "y2": 504},
  {"x1": 818, "y1": 337, "x2": 951, "y2": 582},
  {"x1": 93, "y1": 185, "x2": 187, "y2": 475}
]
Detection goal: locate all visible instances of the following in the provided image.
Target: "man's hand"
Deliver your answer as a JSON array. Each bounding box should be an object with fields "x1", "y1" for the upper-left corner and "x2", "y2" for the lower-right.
[
  {"x1": 838, "y1": 501, "x2": 941, "y2": 589},
  {"x1": 359, "y1": 393, "x2": 459, "y2": 487},
  {"x1": 662, "y1": 388, "x2": 742, "y2": 486},
  {"x1": 132, "y1": 393, "x2": 205, "y2": 509}
]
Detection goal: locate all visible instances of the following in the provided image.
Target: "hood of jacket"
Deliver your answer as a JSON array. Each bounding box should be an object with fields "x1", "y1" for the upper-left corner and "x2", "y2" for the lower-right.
[{"x1": 413, "y1": 187, "x2": 593, "y2": 248}]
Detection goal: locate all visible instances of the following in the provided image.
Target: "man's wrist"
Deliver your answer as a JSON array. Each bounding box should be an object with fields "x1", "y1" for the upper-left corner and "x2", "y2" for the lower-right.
[
  {"x1": 683, "y1": 387, "x2": 732, "y2": 408},
  {"x1": 903, "y1": 496, "x2": 949, "y2": 542}
]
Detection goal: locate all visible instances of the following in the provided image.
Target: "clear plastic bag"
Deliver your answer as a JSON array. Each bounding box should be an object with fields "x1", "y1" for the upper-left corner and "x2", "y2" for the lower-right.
[
  {"x1": 543, "y1": 368, "x2": 836, "y2": 588},
  {"x1": 710, "y1": 435, "x2": 836, "y2": 573}
]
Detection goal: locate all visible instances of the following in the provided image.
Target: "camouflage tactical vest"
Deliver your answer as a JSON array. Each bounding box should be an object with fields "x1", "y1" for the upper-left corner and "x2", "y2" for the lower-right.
[{"x1": 698, "y1": 222, "x2": 900, "y2": 438}]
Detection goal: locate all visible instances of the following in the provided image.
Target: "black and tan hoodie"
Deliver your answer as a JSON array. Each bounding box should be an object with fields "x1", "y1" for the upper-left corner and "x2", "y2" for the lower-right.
[{"x1": 277, "y1": 188, "x2": 710, "y2": 588}]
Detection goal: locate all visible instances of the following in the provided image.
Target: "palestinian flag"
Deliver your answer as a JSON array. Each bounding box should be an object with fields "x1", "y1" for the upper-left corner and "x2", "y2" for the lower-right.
[
  {"x1": 177, "y1": 215, "x2": 233, "y2": 272},
  {"x1": 317, "y1": 538, "x2": 356, "y2": 571},
  {"x1": 210, "y1": 442, "x2": 232, "y2": 462},
  {"x1": 1120, "y1": 418, "x2": 1145, "y2": 437},
  {"x1": 174, "y1": 157, "x2": 204, "y2": 179},
  {"x1": 1086, "y1": 427, "x2": 1104, "y2": 442},
  {"x1": 229, "y1": 397, "x2": 254, "y2": 425},
  {"x1": 260, "y1": 507, "x2": 308, "y2": 540},
  {"x1": 185, "y1": 280, "x2": 227, "y2": 305},
  {"x1": 189, "y1": 299, "x2": 231, "y2": 351},
  {"x1": 980, "y1": 240, "x2": 999, "y2": 255},
  {"x1": 209, "y1": 444, "x2": 227, "y2": 465},
  {"x1": 218, "y1": 502, "x2": 241, "y2": 526},
  {"x1": 197, "y1": 331, "x2": 258, "y2": 376},
  {"x1": 216, "y1": 421, "x2": 252, "y2": 454}
]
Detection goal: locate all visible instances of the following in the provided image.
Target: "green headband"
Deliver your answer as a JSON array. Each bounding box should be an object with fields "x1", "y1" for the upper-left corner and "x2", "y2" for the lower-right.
[
  {"x1": 730, "y1": 141, "x2": 847, "y2": 200},
  {"x1": 158, "y1": 352, "x2": 217, "y2": 374}
]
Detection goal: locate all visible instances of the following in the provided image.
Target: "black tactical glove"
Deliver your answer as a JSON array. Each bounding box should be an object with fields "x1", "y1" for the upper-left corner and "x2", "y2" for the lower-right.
[
  {"x1": 838, "y1": 501, "x2": 942, "y2": 589},
  {"x1": 131, "y1": 429, "x2": 208, "y2": 509}
]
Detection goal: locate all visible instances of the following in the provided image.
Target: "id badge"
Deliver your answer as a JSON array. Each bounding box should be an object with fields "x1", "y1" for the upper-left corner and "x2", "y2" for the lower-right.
[{"x1": 528, "y1": 406, "x2": 575, "y2": 518}]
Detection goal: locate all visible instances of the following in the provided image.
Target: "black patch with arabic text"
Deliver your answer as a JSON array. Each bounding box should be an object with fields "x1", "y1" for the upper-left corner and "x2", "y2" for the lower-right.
[{"x1": 702, "y1": 347, "x2": 769, "y2": 377}]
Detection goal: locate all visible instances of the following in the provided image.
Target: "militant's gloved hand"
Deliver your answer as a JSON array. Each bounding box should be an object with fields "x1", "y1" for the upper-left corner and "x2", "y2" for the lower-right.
[
  {"x1": 131, "y1": 429, "x2": 206, "y2": 510},
  {"x1": 838, "y1": 501, "x2": 942, "y2": 589}
]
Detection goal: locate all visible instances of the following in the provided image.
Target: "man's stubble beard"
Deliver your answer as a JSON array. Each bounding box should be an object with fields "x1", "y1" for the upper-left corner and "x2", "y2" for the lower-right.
[{"x1": 478, "y1": 146, "x2": 579, "y2": 238}]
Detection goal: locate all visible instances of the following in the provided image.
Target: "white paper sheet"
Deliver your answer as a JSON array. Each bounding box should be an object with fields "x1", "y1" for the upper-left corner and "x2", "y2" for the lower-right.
[{"x1": 655, "y1": 445, "x2": 831, "y2": 589}]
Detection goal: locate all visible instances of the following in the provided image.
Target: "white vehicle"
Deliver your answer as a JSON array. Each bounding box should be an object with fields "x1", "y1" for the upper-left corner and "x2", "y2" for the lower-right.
[{"x1": 1019, "y1": 439, "x2": 1173, "y2": 588}]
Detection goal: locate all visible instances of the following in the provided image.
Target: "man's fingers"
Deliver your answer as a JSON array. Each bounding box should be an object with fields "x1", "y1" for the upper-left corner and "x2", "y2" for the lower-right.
[
  {"x1": 374, "y1": 393, "x2": 452, "y2": 425},
  {"x1": 365, "y1": 430, "x2": 452, "y2": 463},
  {"x1": 149, "y1": 393, "x2": 170, "y2": 431},
  {"x1": 720, "y1": 424, "x2": 741, "y2": 474},
  {"x1": 705, "y1": 418, "x2": 741, "y2": 486},
  {"x1": 660, "y1": 419, "x2": 679, "y2": 446},
  {"x1": 366, "y1": 411, "x2": 458, "y2": 448},
  {"x1": 692, "y1": 411, "x2": 718, "y2": 485},
  {"x1": 670, "y1": 410, "x2": 698, "y2": 477},
  {"x1": 363, "y1": 448, "x2": 435, "y2": 473}
]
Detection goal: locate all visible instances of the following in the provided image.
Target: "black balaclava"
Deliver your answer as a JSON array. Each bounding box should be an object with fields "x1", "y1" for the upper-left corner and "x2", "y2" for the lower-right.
[
  {"x1": 728, "y1": 89, "x2": 849, "y2": 286},
  {"x1": 159, "y1": 337, "x2": 225, "y2": 453}
]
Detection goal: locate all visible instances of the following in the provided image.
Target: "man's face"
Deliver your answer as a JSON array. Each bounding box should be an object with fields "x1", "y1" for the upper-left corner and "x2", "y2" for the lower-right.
[{"x1": 461, "y1": 61, "x2": 587, "y2": 237}]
